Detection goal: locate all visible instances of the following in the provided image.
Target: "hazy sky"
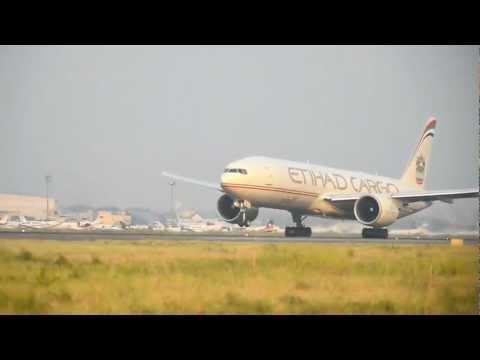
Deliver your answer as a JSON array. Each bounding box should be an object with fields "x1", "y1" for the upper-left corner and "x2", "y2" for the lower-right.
[{"x1": 0, "y1": 45, "x2": 477, "y2": 224}]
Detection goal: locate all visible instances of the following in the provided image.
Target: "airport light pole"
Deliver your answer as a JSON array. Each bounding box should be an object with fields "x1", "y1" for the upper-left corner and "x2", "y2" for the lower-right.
[
  {"x1": 169, "y1": 181, "x2": 176, "y2": 225},
  {"x1": 45, "y1": 174, "x2": 52, "y2": 221}
]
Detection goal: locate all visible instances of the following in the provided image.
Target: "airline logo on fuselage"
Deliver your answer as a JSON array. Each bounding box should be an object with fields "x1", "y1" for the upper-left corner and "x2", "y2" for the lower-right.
[{"x1": 288, "y1": 167, "x2": 399, "y2": 194}]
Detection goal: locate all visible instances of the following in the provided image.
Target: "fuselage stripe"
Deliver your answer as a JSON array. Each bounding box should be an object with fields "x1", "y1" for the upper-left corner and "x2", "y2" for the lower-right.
[{"x1": 222, "y1": 183, "x2": 319, "y2": 198}]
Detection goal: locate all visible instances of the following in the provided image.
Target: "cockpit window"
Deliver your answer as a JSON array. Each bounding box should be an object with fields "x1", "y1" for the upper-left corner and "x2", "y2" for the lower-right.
[{"x1": 224, "y1": 168, "x2": 247, "y2": 175}]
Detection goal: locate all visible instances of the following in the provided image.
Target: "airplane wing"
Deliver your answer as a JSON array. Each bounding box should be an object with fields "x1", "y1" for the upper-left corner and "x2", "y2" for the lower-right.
[
  {"x1": 390, "y1": 188, "x2": 478, "y2": 203},
  {"x1": 162, "y1": 171, "x2": 224, "y2": 192},
  {"x1": 324, "y1": 188, "x2": 479, "y2": 206}
]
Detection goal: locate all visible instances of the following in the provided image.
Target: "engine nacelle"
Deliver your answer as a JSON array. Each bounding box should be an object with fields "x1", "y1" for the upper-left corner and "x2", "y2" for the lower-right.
[
  {"x1": 217, "y1": 194, "x2": 258, "y2": 227},
  {"x1": 353, "y1": 194, "x2": 400, "y2": 227}
]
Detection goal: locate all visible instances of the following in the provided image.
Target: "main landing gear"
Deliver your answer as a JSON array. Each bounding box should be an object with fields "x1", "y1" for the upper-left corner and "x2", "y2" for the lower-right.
[
  {"x1": 362, "y1": 228, "x2": 388, "y2": 239},
  {"x1": 285, "y1": 213, "x2": 312, "y2": 237}
]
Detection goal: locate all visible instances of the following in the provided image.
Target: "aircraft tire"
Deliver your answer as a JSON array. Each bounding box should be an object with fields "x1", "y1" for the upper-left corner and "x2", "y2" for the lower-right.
[
  {"x1": 285, "y1": 227, "x2": 312, "y2": 237},
  {"x1": 305, "y1": 227, "x2": 312, "y2": 237},
  {"x1": 362, "y1": 228, "x2": 388, "y2": 239},
  {"x1": 285, "y1": 227, "x2": 296, "y2": 237}
]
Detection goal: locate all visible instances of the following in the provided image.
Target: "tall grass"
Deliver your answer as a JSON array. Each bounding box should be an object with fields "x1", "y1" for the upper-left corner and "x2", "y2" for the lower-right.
[{"x1": 0, "y1": 239, "x2": 476, "y2": 314}]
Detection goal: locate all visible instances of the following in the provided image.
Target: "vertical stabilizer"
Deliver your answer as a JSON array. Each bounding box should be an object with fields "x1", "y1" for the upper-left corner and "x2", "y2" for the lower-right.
[{"x1": 400, "y1": 117, "x2": 436, "y2": 189}]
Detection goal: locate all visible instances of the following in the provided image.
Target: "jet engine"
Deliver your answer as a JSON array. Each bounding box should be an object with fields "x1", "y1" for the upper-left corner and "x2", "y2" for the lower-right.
[
  {"x1": 217, "y1": 194, "x2": 258, "y2": 227},
  {"x1": 353, "y1": 194, "x2": 400, "y2": 227}
]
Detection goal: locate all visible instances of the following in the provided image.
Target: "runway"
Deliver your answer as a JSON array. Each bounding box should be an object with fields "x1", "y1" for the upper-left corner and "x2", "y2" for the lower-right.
[{"x1": 0, "y1": 230, "x2": 477, "y2": 245}]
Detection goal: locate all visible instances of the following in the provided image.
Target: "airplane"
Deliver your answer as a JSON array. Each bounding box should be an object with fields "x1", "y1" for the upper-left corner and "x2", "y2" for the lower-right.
[{"x1": 163, "y1": 117, "x2": 478, "y2": 238}]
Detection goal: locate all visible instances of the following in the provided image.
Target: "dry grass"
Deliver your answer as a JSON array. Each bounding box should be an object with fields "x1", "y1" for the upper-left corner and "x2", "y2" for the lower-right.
[{"x1": 0, "y1": 239, "x2": 477, "y2": 314}]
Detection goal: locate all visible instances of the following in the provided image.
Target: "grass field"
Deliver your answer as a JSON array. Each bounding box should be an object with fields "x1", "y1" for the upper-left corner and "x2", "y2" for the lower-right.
[{"x1": 0, "y1": 239, "x2": 477, "y2": 314}]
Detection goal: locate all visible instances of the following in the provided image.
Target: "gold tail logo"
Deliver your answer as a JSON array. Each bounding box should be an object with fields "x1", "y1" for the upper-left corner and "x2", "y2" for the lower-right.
[{"x1": 415, "y1": 155, "x2": 426, "y2": 185}]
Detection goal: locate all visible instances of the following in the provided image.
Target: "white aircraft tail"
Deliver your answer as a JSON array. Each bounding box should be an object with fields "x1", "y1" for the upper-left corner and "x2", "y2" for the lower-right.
[{"x1": 400, "y1": 117, "x2": 436, "y2": 189}]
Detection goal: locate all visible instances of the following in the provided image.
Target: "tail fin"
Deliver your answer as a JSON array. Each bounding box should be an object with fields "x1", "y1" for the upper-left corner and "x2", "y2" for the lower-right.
[{"x1": 400, "y1": 117, "x2": 436, "y2": 189}]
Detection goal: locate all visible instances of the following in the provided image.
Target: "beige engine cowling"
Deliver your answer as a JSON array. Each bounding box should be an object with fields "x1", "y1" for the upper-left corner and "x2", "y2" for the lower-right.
[{"x1": 353, "y1": 194, "x2": 400, "y2": 227}]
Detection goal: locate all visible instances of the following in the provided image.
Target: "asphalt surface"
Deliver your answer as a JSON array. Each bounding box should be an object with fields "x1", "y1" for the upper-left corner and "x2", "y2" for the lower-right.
[{"x1": 0, "y1": 230, "x2": 477, "y2": 245}]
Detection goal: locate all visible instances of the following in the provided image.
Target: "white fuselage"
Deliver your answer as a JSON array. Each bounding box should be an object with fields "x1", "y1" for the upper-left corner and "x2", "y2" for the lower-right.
[{"x1": 221, "y1": 156, "x2": 429, "y2": 220}]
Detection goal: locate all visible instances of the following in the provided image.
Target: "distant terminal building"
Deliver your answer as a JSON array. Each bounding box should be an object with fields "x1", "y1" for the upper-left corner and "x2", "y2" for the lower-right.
[
  {"x1": 178, "y1": 210, "x2": 203, "y2": 222},
  {"x1": 95, "y1": 211, "x2": 132, "y2": 227},
  {"x1": 0, "y1": 193, "x2": 58, "y2": 220}
]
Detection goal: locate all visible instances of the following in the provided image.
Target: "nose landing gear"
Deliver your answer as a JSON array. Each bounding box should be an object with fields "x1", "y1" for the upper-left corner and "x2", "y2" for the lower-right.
[
  {"x1": 237, "y1": 200, "x2": 250, "y2": 227},
  {"x1": 285, "y1": 213, "x2": 312, "y2": 237}
]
